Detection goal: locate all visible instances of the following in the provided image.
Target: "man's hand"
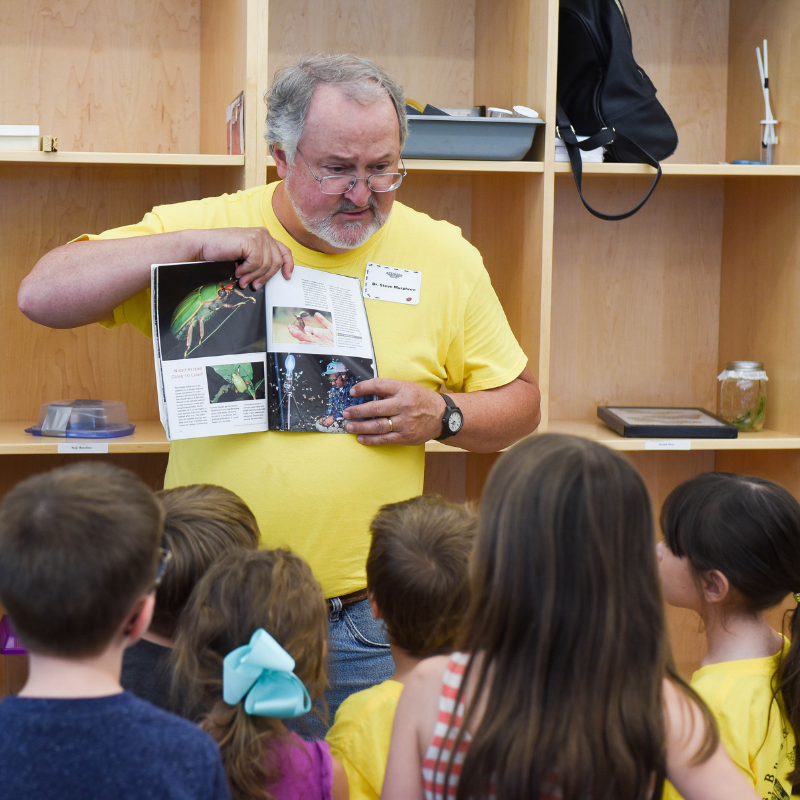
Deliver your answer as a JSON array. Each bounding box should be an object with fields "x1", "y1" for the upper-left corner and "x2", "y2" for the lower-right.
[
  {"x1": 287, "y1": 312, "x2": 334, "y2": 345},
  {"x1": 198, "y1": 227, "x2": 294, "y2": 290},
  {"x1": 343, "y1": 379, "x2": 445, "y2": 446}
]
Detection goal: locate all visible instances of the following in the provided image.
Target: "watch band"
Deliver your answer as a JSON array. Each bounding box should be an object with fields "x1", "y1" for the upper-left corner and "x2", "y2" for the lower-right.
[{"x1": 436, "y1": 394, "x2": 464, "y2": 441}]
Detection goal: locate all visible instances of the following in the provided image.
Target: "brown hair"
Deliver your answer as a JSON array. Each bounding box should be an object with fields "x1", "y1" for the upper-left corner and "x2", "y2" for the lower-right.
[
  {"x1": 443, "y1": 434, "x2": 717, "y2": 800},
  {"x1": 172, "y1": 549, "x2": 327, "y2": 800},
  {"x1": 150, "y1": 484, "x2": 261, "y2": 638},
  {"x1": 367, "y1": 495, "x2": 477, "y2": 658},
  {"x1": 0, "y1": 462, "x2": 163, "y2": 657}
]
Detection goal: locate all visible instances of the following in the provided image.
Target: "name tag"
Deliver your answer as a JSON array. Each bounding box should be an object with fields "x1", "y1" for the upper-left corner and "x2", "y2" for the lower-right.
[{"x1": 363, "y1": 262, "x2": 421, "y2": 305}]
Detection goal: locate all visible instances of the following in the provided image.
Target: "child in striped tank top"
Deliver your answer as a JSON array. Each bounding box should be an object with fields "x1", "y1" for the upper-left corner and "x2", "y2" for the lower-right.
[{"x1": 382, "y1": 434, "x2": 761, "y2": 800}]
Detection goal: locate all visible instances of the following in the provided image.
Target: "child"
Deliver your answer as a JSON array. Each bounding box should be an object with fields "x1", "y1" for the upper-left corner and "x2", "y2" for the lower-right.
[
  {"x1": 172, "y1": 548, "x2": 348, "y2": 800},
  {"x1": 122, "y1": 483, "x2": 261, "y2": 712},
  {"x1": 658, "y1": 472, "x2": 800, "y2": 799},
  {"x1": 326, "y1": 495, "x2": 477, "y2": 800},
  {"x1": 382, "y1": 433, "x2": 760, "y2": 800},
  {"x1": 0, "y1": 463, "x2": 230, "y2": 800}
]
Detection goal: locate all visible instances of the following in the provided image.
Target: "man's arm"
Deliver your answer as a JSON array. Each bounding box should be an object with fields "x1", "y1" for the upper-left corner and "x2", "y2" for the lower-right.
[
  {"x1": 343, "y1": 366, "x2": 541, "y2": 452},
  {"x1": 18, "y1": 227, "x2": 293, "y2": 329}
]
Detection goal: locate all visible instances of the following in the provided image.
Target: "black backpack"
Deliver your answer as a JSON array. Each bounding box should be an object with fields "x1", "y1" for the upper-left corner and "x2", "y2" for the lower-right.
[{"x1": 557, "y1": 0, "x2": 678, "y2": 220}]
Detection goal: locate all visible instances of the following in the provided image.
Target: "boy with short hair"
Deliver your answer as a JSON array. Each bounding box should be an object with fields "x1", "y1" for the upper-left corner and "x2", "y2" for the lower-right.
[
  {"x1": 0, "y1": 463, "x2": 230, "y2": 800},
  {"x1": 326, "y1": 494, "x2": 477, "y2": 800},
  {"x1": 122, "y1": 483, "x2": 261, "y2": 712}
]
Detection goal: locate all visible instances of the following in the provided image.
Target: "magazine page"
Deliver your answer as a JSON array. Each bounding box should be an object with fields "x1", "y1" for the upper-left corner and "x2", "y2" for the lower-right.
[
  {"x1": 265, "y1": 265, "x2": 378, "y2": 433},
  {"x1": 152, "y1": 261, "x2": 268, "y2": 441}
]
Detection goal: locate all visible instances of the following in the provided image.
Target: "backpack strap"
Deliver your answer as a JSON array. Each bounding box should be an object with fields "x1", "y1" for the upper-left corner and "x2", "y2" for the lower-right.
[{"x1": 556, "y1": 102, "x2": 663, "y2": 221}]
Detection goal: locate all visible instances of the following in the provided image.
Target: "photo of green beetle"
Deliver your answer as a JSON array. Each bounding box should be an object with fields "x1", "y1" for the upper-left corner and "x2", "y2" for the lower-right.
[
  {"x1": 170, "y1": 277, "x2": 256, "y2": 358},
  {"x1": 206, "y1": 362, "x2": 265, "y2": 403}
]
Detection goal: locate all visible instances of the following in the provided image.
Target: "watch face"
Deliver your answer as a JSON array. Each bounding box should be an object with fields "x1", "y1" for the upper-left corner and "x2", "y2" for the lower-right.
[{"x1": 448, "y1": 411, "x2": 463, "y2": 433}]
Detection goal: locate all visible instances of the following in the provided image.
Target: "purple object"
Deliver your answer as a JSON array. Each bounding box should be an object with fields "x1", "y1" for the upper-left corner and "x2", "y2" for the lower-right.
[{"x1": 0, "y1": 616, "x2": 27, "y2": 655}]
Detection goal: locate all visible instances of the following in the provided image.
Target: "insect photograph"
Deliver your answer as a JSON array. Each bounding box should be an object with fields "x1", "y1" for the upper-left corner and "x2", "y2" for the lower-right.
[
  {"x1": 271, "y1": 306, "x2": 333, "y2": 347},
  {"x1": 155, "y1": 261, "x2": 265, "y2": 360},
  {"x1": 206, "y1": 362, "x2": 266, "y2": 404}
]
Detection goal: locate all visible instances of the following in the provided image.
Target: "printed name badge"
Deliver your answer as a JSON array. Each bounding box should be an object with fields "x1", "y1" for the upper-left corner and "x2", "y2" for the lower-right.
[{"x1": 363, "y1": 262, "x2": 421, "y2": 305}]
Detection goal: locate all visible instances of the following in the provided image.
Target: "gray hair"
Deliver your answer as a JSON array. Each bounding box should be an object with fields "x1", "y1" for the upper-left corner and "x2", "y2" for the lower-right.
[{"x1": 265, "y1": 53, "x2": 408, "y2": 163}]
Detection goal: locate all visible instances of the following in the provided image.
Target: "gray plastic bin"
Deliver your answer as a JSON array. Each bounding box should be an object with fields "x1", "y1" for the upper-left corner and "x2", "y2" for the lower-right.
[{"x1": 402, "y1": 116, "x2": 544, "y2": 160}]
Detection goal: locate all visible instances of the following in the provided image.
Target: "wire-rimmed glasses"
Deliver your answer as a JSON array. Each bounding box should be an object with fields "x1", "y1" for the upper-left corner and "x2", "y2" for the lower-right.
[{"x1": 295, "y1": 148, "x2": 406, "y2": 194}]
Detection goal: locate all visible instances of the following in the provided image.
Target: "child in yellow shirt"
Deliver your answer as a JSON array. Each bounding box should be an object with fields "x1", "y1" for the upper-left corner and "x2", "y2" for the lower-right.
[
  {"x1": 658, "y1": 472, "x2": 800, "y2": 799},
  {"x1": 326, "y1": 495, "x2": 477, "y2": 800}
]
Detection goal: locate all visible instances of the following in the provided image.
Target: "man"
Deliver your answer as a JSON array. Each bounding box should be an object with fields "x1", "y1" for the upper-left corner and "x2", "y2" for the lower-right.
[
  {"x1": 18, "y1": 53, "x2": 540, "y2": 726},
  {"x1": 318, "y1": 361, "x2": 367, "y2": 431}
]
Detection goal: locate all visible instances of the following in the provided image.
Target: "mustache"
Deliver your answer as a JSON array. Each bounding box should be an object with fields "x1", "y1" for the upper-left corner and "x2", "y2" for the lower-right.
[{"x1": 336, "y1": 195, "x2": 378, "y2": 213}]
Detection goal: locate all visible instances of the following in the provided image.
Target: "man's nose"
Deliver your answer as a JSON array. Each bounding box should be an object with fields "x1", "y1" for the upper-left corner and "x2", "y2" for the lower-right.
[{"x1": 344, "y1": 178, "x2": 372, "y2": 207}]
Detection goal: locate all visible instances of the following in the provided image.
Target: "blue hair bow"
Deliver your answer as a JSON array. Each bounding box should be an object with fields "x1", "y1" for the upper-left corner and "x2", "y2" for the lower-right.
[{"x1": 223, "y1": 629, "x2": 311, "y2": 718}]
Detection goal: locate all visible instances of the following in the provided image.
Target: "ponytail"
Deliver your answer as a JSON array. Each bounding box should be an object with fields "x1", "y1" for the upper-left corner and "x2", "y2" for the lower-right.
[{"x1": 778, "y1": 601, "x2": 800, "y2": 784}]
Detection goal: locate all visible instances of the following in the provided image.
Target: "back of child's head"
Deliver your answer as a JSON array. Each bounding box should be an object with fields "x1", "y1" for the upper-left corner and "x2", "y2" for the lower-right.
[
  {"x1": 172, "y1": 548, "x2": 327, "y2": 800},
  {"x1": 150, "y1": 484, "x2": 261, "y2": 638},
  {"x1": 367, "y1": 494, "x2": 477, "y2": 657},
  {"x1": 0, "y1": 462, "x2": 163, "y2": 657},
  {"x1": 660, "y1": 472, "x2": 800, "y2": 613},
  {"x1": 452, "y1": 433, "x2": 705, "y2": 800},
  {"x1": 661, "y1": 470, "x2": 800, "y2": 785}
]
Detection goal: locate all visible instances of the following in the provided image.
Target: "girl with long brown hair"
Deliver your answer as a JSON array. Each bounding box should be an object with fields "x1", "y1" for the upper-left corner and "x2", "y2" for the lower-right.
[
  {"x1": 172, "y1": 548, "x2": 348, "y2": 800},
  {"x1": 382, "y1": 434, "x2": 758, "y2": 800}
]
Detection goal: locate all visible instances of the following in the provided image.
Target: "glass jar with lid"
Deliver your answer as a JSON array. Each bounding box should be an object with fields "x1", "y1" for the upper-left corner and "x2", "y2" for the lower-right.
[{"x1": 717, "y1": 361, "x2": 768, "y2": 432}]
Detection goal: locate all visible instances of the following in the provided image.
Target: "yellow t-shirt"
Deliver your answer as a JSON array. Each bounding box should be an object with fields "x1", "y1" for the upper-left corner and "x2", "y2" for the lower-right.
[
  {"x1": 82, "y1": 182, "x2": 527, "y2": 597},
  {"x1": 663, "y1": 639, "x2": 797, "y2": 800},
  {"x1": 326, "y1": 678, "x2": 404, "y2": 800}
]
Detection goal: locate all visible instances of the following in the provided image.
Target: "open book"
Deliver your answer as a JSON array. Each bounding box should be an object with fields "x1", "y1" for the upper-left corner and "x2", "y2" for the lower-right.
[{"x1": 152, "y1": 261, "x2": 377, "y2": 440}]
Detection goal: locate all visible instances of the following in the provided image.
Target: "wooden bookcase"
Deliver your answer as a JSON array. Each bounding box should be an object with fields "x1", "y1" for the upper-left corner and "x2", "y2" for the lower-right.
[{"x1": 1, "y1": 0, "x2": 799, "y2": 688}]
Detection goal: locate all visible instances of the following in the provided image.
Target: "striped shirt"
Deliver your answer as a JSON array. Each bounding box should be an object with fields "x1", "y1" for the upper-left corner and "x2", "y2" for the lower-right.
[
  {"x1": 422, "y1": 652, "x2": 474, "y2": 800},
  {"x1": 421, "y1": 652, "x2": 562, "y2": 800}
]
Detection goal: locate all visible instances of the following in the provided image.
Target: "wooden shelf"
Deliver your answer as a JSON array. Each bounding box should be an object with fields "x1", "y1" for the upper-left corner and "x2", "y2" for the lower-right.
[
  {"x1": 0, "y1": 421, "x2": 471, "y2": 455},
  {"x1": 0, "y1": 152, "x2": 244, "y2": 167},
  {"x1": 0, "y1": 421, "x2": 170, "y2": 455},
  {"x1": 546, "y1": 420, "x2": 800, "y2": 451},
  {"x1": 553, "y1": 162, "x2": 800, "y2": 177}
]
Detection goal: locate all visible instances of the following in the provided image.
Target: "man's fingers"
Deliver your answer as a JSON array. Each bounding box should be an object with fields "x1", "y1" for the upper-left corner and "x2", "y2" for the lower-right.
[
  {"x1": 350, "y1": 377, "x2": 401, "y2": 397},
  {"x1": 278, "y1": 240, "x2": 295, "y2": 280},
  {"x1": 342, "y1": 399, "x2": 396, "y2": 419}
]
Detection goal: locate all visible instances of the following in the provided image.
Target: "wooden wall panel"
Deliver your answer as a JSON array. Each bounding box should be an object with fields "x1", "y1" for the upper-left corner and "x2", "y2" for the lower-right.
[
  {"x1": 624, "y1": 0, "x2": 729, "y2": 164},
  {"x1": 719, "y1": 178, "x2": 800, "y2": 435},
  {"x1": 2, "y1": 164, "x2": 202, "y2": 422},
  {"x1": 550, "y1": 177, "x2": 723, "y2": 422},
  {"x1": 396, "y1": 174, "x2": 473, "y2": 241},
  {"x1": 423, "y1": 453, "x2": 467, "y2": 504},
  {"x1": 0, "y1": 0, "x2": 201, "y2": 153},
  {"x1": 267, "y1": 0, "x2": 475, "y2": 109},
  {"x1": 728, "y1": 2, "x2": 800, "y2": 165}
]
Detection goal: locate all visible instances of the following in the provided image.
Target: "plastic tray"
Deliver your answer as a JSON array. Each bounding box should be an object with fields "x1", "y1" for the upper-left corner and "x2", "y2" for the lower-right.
[
  {"x1": 25, "y1": 399, "x2": 136, "y2": 438},
  {"x1": 402, "y1": 116, "x2": 544, "y2": 160}
]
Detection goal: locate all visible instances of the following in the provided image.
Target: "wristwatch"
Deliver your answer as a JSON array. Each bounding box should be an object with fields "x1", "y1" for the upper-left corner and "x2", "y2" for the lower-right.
[{"x1": 436, "y1": 394, "x2": 464, "y2": 440}]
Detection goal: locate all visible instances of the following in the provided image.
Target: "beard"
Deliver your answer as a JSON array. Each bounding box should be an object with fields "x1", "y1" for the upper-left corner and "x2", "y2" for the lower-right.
[{"x1": 285, "y1": 184, "x2": 391, "y2": 250}]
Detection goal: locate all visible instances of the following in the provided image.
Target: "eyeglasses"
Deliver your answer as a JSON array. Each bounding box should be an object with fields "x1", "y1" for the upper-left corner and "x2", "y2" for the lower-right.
[
  {"x1": 295, "y1": 149, "x2": 407, "y2": 195},
  {"x1": 153, "y1": 547, "x2": 172, "y2": 590}
]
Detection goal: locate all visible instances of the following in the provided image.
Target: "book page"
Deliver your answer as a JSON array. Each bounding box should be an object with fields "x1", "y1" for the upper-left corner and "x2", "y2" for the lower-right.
[
  {"x1": 152, "y1": 261, "x2": 268, "y2": 441},
  {"x1": 264, "y1": 265, "x2": 378, "y2": 433}
]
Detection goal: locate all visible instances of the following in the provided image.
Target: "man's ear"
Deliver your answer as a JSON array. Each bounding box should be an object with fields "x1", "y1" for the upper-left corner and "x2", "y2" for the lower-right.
[
  {"x1": 700, "y1": 569, "x2": 730, "y2": 605},
  {"x1": 273, "y1": 146, "x2": 289, "y2": 179},
  {"x1": 123, "y1": 593, "x2": 156, "y2": 648},
  {"x1": 368, "y1": 590, "x2": 382, "y2": 621}
]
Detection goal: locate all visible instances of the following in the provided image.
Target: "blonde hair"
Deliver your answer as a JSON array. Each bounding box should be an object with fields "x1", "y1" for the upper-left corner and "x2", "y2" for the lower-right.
[{"x1": 172, "y1": 549, "x2": 327, "y2": 800}]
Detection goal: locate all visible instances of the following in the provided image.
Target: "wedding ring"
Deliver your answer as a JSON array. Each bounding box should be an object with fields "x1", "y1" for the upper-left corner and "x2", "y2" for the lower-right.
[{"x1": 387, "y1": 418, "x2": 393, "y2": 433}]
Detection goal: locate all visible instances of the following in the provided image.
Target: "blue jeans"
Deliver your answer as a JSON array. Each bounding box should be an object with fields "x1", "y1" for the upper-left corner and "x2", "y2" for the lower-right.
[{"x1": 289, "y1": 597, "x2": 394, "y2": 740}]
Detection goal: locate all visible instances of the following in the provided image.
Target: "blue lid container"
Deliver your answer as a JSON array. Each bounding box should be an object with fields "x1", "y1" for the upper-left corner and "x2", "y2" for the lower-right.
[{"x1": 25, "y1": 399, "x2": 136, "y2": 438}]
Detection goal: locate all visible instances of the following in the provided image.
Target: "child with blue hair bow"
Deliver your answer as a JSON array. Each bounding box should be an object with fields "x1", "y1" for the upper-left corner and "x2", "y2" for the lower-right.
[{"x1": 172, "y1": 549, "x2": 348, "y2": 800}]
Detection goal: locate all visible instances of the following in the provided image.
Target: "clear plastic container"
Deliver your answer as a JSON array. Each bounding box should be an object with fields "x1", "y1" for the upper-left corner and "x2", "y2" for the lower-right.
[
  {"x1": 25, "y1": 399, "x2": 135, "y2": 438},
  {"x1": 717, "y1": 361, "x2": 768, "y2": 432}
]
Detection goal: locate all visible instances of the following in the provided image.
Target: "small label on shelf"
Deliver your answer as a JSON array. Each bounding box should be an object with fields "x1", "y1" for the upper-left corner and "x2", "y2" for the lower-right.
[
  {"x1": 57, "y1": 443, "x2": 109, "y2": 454},
  {"x1": 644, "y1": 440, "x2": 691, "y2": 451}
]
